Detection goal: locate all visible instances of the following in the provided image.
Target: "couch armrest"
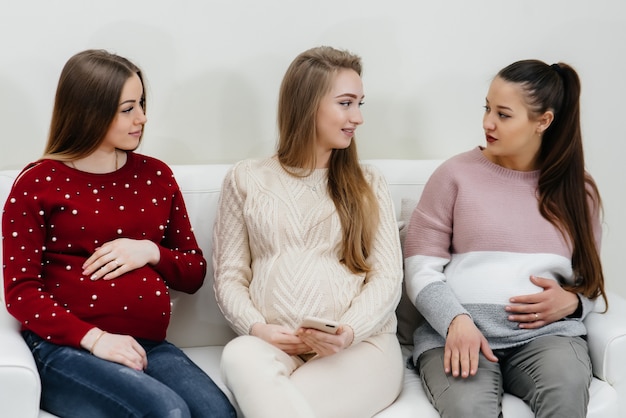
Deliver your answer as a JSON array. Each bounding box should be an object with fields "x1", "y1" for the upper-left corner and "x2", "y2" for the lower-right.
[
  {"x1": 0, "y1": 305, "x2": 41, "y2": 418},
  {"x1": 584, "y1": 291, "x2": 626, "y2": 412}
]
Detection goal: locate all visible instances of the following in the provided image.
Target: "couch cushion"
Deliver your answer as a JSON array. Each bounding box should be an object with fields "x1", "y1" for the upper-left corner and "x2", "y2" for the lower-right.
[{"x1": 166, "y1": 165, "x2": 238, "y2": 348}]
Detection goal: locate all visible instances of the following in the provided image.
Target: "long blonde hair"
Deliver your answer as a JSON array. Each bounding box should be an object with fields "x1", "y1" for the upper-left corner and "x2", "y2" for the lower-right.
[{"x1": 276, "y1": 46, "x2": 379, "y2": 274}]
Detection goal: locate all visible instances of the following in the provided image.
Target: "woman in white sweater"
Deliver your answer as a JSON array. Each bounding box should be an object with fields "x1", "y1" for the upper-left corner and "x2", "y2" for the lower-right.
[{"x1": 212, "y1": 46, "x2": 404, "y2": 418}]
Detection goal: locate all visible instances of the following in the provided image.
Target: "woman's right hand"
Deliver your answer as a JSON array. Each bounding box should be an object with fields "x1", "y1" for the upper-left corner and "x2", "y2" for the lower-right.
[
  {"x1": 444, "y1": 314, "x2": 498, "y2": 378},
  {"x1": 82, "y1": 238, "x2": 160, "y2": 281},
  {"x1": 81, "y1": 328, "x2": 147, "y2": 371},
  {"x1": 251, "y1": 323, "x2": 311, "y2": 355}
]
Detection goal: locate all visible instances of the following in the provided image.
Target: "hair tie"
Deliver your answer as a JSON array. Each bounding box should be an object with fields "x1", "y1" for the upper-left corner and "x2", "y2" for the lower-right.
[{"x1": 551, "y1": 63, "x2": 563, "y2": 77}]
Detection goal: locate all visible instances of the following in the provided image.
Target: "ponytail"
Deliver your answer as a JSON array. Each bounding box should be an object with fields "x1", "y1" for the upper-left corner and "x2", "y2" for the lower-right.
[{"x1": 498, "y1": 60, "x2": 606, "y2": 308}]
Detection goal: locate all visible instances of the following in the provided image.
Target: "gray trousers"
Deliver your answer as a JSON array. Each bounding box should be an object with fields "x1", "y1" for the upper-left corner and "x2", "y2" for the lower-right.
[{"x1": 417, "y1": 335, "x2": 592, "y2": 418}]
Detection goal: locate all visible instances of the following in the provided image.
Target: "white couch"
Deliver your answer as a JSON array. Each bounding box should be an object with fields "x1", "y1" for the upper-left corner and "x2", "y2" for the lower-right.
[{"x1": 1, "y1": 160, "x2": 625, "y2": 418}]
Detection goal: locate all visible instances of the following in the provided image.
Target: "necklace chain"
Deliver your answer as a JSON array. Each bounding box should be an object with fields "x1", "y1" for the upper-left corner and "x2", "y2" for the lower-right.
[{"x1": 302, "y1": 176, "x2": 325, "y2": 192}]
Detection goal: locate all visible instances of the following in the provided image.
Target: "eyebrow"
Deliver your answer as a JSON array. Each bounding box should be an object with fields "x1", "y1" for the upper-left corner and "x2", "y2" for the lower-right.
[
  {"x1": 119, "y1": 99, "x2": 137, "y2": 106},
  {"x1": 335, "y1": 93, "x2": 365, "y2": 99},
  {"x1": 485, "y1": 98, "x2": 513, "y2": 112}
]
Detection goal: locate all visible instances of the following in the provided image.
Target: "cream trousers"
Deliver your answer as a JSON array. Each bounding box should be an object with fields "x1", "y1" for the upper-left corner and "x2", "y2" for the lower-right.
[{"x1": 221, "y1": 332, "x2": 404, "y2": 418}]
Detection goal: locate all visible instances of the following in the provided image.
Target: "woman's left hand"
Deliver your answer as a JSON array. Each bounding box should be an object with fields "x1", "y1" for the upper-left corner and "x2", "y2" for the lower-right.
[
  {"x1": 82, "y1": 238, "x2": 160, "y2": 280},
  {"x1": 296, "y1": 325, "x2": 354, "y2": 357},
  {"x1": 506, "y1": 275, "x2": 580, "y2": 328}
]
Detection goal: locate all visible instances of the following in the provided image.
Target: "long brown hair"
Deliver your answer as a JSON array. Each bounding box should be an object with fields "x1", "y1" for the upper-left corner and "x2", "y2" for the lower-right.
[
  {"x1": 43, "y1": 49, "x2": 145, "y2": 161},
  {"x1": 276, "y1": 46, "x2": 379, "y2": 274},
  {"x1": 498, "y1": 60, "x2": 606, "y2": 307}
]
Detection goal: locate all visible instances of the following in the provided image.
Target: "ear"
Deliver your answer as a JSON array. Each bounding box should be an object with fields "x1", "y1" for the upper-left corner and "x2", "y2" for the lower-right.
[{"x1": 536, "y1": 111, "x2": 555, "y2": 134}]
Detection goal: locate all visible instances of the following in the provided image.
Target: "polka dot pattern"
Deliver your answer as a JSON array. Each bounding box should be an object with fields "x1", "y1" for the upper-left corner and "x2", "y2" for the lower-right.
[{"x1": 2, "y1": 152, "x2": 207, "y2": 347}]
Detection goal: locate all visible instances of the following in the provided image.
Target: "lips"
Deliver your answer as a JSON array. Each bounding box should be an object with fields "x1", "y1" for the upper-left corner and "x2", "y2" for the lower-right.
[{"x1": 486, "y1": 134, "x2": 497, "y2": 143}]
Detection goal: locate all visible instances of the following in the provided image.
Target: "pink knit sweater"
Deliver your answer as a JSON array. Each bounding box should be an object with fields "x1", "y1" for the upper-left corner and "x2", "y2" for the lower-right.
[{"x1": 403, "y1": 147, "x2": 601, "y2": 360}]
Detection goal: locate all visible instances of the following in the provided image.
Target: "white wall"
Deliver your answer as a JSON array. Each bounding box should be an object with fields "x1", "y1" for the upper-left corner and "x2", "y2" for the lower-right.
[{"x1": 2, "y1": 0, "x2": 625, "y2": 299}]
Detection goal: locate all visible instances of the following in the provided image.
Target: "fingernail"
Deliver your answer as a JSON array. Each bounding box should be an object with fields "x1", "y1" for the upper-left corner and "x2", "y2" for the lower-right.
[{"x1": 90, "y1": 274, "x2": 97, "y2": 281}]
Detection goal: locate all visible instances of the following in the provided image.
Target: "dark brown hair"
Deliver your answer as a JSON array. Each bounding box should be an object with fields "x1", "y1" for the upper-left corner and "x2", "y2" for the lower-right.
[
  {"x1": 276, "y1": 46, "x2": 379, "y2": 274},
  {"x1": 498, "y1": 60, "x2": 606, "y2": 307},
  {"x1": 43, "y1": 49, "x2": 145, "y2": 160}
]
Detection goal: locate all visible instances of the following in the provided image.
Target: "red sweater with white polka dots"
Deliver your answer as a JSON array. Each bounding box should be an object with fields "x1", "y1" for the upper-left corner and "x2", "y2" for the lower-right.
[{"x1": 2, "y1": 152, "x2": 206, "y2": 347}]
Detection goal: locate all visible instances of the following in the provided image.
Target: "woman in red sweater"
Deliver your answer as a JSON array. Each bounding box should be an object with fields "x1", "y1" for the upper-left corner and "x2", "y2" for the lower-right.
[{"x1": 2, "y1": 49, "x2": 235, "y2": 418}]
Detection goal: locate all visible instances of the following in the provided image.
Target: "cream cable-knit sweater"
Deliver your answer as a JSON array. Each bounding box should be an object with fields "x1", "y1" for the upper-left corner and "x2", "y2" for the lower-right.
[{"x1": 212, "y1": 157, "x2": 403, "y2": 345}]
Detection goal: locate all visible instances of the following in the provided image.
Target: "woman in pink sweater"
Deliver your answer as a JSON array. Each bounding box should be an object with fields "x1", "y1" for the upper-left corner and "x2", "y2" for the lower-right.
[
  {"x1": 2, "y1": 49, "x2": 235, "y2": 418},
  {"x1": 404, "y1": 60, "x2": 607, "y2": 417}
]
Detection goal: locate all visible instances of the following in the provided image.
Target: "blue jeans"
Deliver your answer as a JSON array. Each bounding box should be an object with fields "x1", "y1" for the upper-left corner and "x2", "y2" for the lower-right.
[{"x1": 23, "y1": 331, "x2": 236, "y2": 418}]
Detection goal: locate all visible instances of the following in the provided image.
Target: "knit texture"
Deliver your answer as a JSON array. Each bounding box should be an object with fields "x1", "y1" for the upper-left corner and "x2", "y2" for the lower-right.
[
  {"x1": 403, "y1": 147, "x2": 601, "y2": 362},
  {"x1": 2, "y1": 152, "x2": 206, "y2": 347},
  {"x1": 212, "y1": 157, "x2": 403, "y2": 345}
]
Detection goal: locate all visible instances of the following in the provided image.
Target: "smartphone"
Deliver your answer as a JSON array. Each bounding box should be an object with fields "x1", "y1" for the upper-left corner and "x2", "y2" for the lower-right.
[{"x1": 299, "y1": 316, "x2": 340, "y2": 334}]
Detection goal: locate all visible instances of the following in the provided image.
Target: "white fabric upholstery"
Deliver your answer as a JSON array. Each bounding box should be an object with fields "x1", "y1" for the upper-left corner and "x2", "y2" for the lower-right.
[{"x1": 0, "y1": 160, "x2": 624, "y2": 417}]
